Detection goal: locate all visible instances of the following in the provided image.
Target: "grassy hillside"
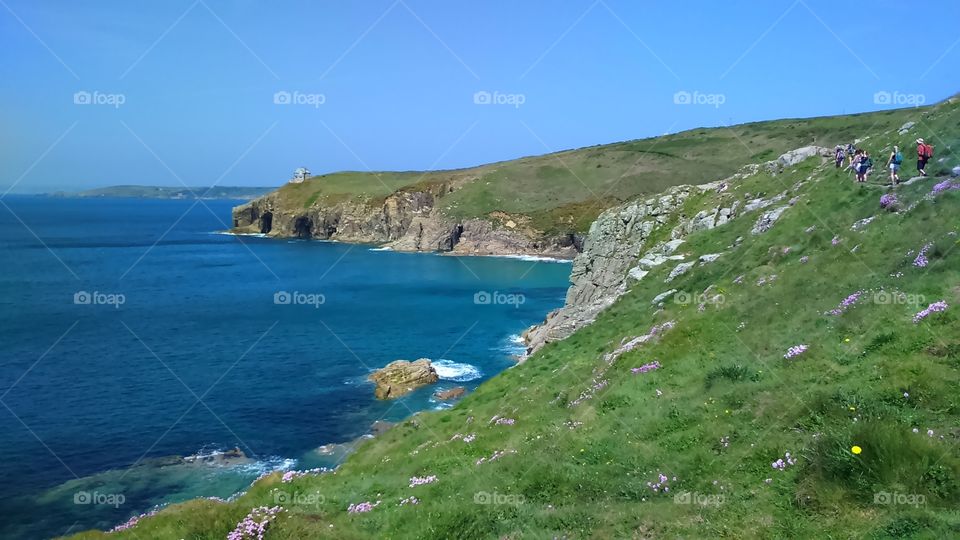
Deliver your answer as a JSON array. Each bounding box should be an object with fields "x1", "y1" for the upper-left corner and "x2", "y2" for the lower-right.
[
  {"x1": 68, "y1": 99, "x2": 960, "y2": 539},
  {"x1": 271, "y1": 108, "x2": 919, "y2": 234}
]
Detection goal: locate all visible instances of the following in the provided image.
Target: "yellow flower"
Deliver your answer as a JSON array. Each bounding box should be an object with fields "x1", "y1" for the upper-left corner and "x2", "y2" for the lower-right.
[
  {"x1": 851, "y1": 445, "x2": 862, "y2": 455},
  {"x1": 844, "y1": 338, "x2": 850, "y2": 343}
]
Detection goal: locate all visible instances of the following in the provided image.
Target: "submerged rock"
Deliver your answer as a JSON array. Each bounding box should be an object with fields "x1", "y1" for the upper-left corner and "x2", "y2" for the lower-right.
[
  {"x1": 369, "y1": 359, "x2": 439, "y2": 399},
  {"x1": 434, "y1": 386, "x2": 466, "y2": 401}
]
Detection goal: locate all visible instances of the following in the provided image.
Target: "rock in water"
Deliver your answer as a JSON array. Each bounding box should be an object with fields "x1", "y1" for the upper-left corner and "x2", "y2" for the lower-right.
[
  {"x1": 369, "y1": 359, "x2": 439, "y2": 399},
  {"x1": 434, "y1": 386, "x2": 466, "y2": 401}
]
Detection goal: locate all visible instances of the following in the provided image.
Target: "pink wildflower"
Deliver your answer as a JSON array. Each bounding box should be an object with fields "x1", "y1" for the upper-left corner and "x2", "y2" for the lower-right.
[
  {"x1": 913, "y1": 300, "x2": 948, "y2": 323},
  {"x1": 227, "y1": 506, "x2": 284, "y2": 540},
  {"x1": 784, "y1": 344, "x2": 809, "y2": 359},
  {"x1": 409, "y1": 475, "x2": 437, "y2": 488}
]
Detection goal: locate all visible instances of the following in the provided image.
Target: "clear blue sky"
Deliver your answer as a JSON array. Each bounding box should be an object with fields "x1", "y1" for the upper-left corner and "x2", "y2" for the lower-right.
[{"x1": 1, "y1": 0, "x2": 957, "y2": 192}]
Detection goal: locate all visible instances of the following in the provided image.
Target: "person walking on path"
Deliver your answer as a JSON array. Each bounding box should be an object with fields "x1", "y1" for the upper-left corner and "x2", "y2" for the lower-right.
[
  {"x1": 856, "y1": 151, "x2": 873, "y2": 183},
  {"x1": 835, "y1": 145, "x2": 845, "y2": 168},
  {"x1": 886, "y1": 145, "x2": 903, "y2": 185},
  {"x1": 917, "y1": 138, "x2": 931, "y2": 176}
]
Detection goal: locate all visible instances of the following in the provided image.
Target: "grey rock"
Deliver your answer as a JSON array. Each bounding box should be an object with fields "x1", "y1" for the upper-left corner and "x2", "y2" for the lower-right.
[
  {"x1": 651, "y1": 289, "x2": 677, "y2": 305},
  {"x1": 898, "y1": 121, "x2": 916, "y2": 135},
  {"x1": 699, "y1": 253, "x2": 723, "y2": 265},
  {"x1": 666, "y1": 262, "x2": 694, "y2": 282},
  {"x1": 751, "y1": 206, "x2": 790, "y2": 235}
]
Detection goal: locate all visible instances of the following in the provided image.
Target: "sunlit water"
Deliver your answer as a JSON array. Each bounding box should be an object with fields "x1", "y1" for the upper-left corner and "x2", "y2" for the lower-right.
[{"x1": 0, "y1": 196, "x2": 570, "y2": 538}]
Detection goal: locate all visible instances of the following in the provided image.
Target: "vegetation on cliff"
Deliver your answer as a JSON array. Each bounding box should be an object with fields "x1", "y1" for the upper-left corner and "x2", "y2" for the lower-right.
[{"x1": 68, "y1": 98, "x2": 960, "y2": 539}]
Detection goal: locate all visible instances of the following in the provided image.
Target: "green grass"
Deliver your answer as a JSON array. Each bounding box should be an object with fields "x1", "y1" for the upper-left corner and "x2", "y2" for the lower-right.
[
  {"x1": 66, "y1": 98, "x2": 960, "y2": 539},
  {"x1": 264, "y1": 106, "x2": 927, "y2": 235}
]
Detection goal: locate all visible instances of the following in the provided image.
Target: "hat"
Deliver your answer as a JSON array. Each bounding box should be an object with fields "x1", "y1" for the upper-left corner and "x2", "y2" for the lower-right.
[{"x1": 917, "y1": 138, "x2": 925, "y2": 144}]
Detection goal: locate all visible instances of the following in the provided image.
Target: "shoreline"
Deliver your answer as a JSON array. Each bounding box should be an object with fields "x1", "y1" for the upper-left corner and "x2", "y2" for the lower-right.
[{"x1": 214, "y1": 229, "x2": 576, "y2": 262}]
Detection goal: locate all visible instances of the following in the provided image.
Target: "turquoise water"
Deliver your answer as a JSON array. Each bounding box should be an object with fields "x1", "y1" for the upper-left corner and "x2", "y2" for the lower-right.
[{"x1": 0, "y1": 196, "x2": 570, "y2": 539}]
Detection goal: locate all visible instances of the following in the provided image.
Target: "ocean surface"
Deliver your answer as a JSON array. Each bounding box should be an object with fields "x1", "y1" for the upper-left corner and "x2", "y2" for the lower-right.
[{"x1": 0, "y1": 196, "x2": 571, "y2": 539}]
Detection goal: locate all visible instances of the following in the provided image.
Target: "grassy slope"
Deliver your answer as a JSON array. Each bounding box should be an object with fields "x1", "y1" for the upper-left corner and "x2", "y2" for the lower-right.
[
  {"x1": 268, "y1": 109, "x2": 918, "y2": 234},
  {"x1": 69, "y1": 101, "x2": 960, "y2": 539}
]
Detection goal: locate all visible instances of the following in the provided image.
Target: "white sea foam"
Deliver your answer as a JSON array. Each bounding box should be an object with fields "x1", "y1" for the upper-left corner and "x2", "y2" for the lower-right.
[
  {"x1": 494, "y1": 254, "x2": 572, "y2": 263},
  {"x1": 212, "y1": 231, "x2": 268, "y2": 238},
  {"x1": 369, "y1": 246, "x2": 393, "y2": 252},
  {"x1": 432, "y1": 359, "x2": 482, "y2": 381}
]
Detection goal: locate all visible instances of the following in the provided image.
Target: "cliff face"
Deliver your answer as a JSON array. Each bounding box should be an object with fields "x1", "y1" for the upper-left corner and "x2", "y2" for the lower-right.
[
  {"x1": 522, "y1": 146, "x2": 832, "y2": 356},
  {"x1": 232, "y1": 184, "x2": 581, "y2": 259}
]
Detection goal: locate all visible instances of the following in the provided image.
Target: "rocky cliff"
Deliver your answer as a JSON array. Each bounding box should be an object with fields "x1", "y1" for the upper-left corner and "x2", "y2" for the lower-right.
[
  {"x1": 232, "y1": 183, "x2": 581, "y2": 259},
  {"x1": 522, "y1": 146, "x2": 832, "y2": 356}
]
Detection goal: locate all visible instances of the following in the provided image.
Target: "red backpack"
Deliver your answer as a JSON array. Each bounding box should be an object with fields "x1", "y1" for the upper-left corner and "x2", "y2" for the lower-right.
[{"x1": 924, "y1": 144, "x2": 935, "y2": 158}]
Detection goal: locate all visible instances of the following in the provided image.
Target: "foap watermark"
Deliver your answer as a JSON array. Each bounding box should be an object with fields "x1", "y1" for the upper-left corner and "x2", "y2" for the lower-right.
[
  {"x1": 473, "y1": 90, "x2": 525, "y2": 108},
  {"x1": 74, "y1": 290, "x2": 125, "y2": 308},
  {"x1": 73, "y1": 90, "x2": 126, "y2": 108},
  {"x1": 274, "y1": 290, "x2": 325, "y2": 308},
  {"x1": 473, "y1": 491, "x2": 524, "y2": 506},
  {"x1": 273, "y1": 489, "x2": 324, "y2": 507},
  {"x1": 872, "y1": 290, "x2": 926, "y2": 307},
  {"x1": 673, "y1": 491, "x2": 725, "y2": 507},
  {"x1": 74, "y1": 490, "x2": 125, "y2": 508},
  {"x1": 474, "y1": 290, "x2": 525, "y2": 308},
  {"x1": 273, "y1": 90, "x2": 326, "y2": 108},
  {"x1": 874, "y1": 91, "x2": 926, "y2": 107},
  {"x1": 673, "y1": 90, "x2": 725, "y2": 108},
  {"x1": 874, "y1": 491, "x2": 925, "y2": 507},
  {"x1": 674, "y1": 291, "x2": 725, "y2": 307}
]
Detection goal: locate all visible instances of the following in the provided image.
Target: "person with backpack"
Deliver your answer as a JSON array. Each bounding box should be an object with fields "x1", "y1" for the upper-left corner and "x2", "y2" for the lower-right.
[
  {"x1": 846, "y1": 143, "x2": 856, "y2": 165},
  {"x1": 917, "y1": 138, "x2": 933, "y2": 176},
  {"x1": 835, "y1": 145, "x2": 845, "y2": 168},
  {"x1": 886, "y1": 145, "x2": 903, "y2": 185},
  {"x1": 857, "y1": 151, "x2": 873, "y2": 183}
]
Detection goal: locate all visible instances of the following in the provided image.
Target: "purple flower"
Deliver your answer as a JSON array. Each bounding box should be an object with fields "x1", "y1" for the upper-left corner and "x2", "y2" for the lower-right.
[
  {"x1": 347, "y1": 501, "x2": 380, "y2": 514},
  {"x1": 632, "y1": 361, "x2": 661, "y2": 374},
  {"x1": 832, "y1": 236, "x2": 842, "y2": 246},
  {"x1": 409, "y1": 475, "x2": 438, "y2": 488},
  {"x1": 826, "y1": 290, "x2": 864, "y2": 316},
  {"x1": 784, "y1": 344, "x2": 809, "y2": 359},
  {"x1": 913, "y1": 300, "x2": 948, "y2": 323},
  {"x1": 913, "y1": 243, "x2": 932, "y2": 268},
  {"x1": 932, "y1": 180, "x2": 957, "y2": 195},
  {"x1": 880, "y1": 193, "x2": 898, "y2": 209},
  {"x1": 227, "y1": 506, "x2": 284, "y2": 540}
]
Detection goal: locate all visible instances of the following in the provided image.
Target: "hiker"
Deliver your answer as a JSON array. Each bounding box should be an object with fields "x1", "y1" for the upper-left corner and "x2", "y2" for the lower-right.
[
  {"x1": 916, "y1": 138, "x2": 933, "y2": 176},
  {"x1": 848, "y1": 149, "x2": 863, "y2": 175},
  {"x1": 886, "y1": 145, "x2": 903, "y2": 185},
  {"x1": 857, "y1": 151, "x2": 873, "y2": 183},
  {"x1": 846, "y1": 143, "x2": 856, "y2": 165},
  {"x1": 835, "y1": 145, "x2": 845, "y2": 168}
]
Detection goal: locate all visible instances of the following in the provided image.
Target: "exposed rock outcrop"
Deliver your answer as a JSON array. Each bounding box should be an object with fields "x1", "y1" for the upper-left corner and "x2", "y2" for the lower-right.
[
  {"x1": 434, "y1": 386, "x2": 466, "y2": 401},
  {"x1": 522, "y1": 146, "x2": 824, "y2": 357},
  {"x1": 232, "y1": 184, "x2": 579, "y2": 259},
  {"x1": 369, "y1": 359, "x2": 439, "y2": 399}
]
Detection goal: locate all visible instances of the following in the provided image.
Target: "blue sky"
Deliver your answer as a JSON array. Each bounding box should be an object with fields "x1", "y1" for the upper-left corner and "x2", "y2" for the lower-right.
[{"x1": 1, "y1": 0, "x2": 957, "y2": 192}]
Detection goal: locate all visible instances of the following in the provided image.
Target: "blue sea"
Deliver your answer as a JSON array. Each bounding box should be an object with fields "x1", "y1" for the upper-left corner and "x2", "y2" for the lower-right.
[{"x1": 0, "y1": 196, "x2": 570, "y2": 539}]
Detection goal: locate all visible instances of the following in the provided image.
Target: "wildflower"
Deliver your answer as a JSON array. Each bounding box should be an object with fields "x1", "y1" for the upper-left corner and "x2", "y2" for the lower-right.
[
  {"x1": 832, "y1": 236, "x2": 841, "y2": 246},
  {"x1": 631, "y1": 361, "x2": 661, "y2": 374},
  {"x1": 733, "y1": 275, "x2": 744, "y2": 284},
  {"x1": 409, "y1": 475, "x2": 437, "y2": 488},
  {"x1": 782, "y1": 247, "x2": 791, "y2": 254},
  {"x1": 799, "y1": 256, "x2": 809, "y2": 263},
  {"x1": 879, "y1": 193, "x2": 898, "y2": 209},
  {"x1": 764, "y1": 478, "x2": 772, "y2": 484},
  {"x1": 903, "y1": 392, "x2": 909, "y2": 398},
  {"x1": 932, "y1": 180, "x2": 957, "y2": 195},
  {"x1": 646, "y1": 472, "x2": 674, "y2": 494},
  {"x1": 281, "y1": 468, "x2": 326, "y2": 483},
  {"x1": 398, "y1": 496, "x2": 419, "y2": 506},
  {"x1": 347, "y1": 501, "x2": 380, "y2": 514},
  {"x1": 476, "y1": 449, "x2": 516, "y2": 466},
  {"x1": 912, "y1": 428, "x2": 919, "y2": 433},
  {"x1": 913, "y1": 300, "x2": 948, "y2": 323},
  {"x1": 913, "y1": 243, "x2": 932, "y2": 268},
  {"x1": 462, "y1": 433, "x2": 476, "y2": 443},
  {"x1": 805, "y1": 225, "x2": 816, "y2": 233},
  {"x1": 826, "y1": 290, "x2": 865, "y2": 316},
  {"x1": 927, "y1": 429, "x2": 935, "y2": 437},
  {"x1": 784, "y1": 344, "x2": 809, "y2": 359},
  {"x1": 851, "y1": 446, "x2": 862, "y2": 455},
  {"x1": 655, "y1": 389, "x2": 663, "y2": 397},
  {"x1": 495, "y1": 417, "x2": 516, "y2": 426},
  {"x1": 227, "y1": 506, "x2": 284, "y2": 540}
]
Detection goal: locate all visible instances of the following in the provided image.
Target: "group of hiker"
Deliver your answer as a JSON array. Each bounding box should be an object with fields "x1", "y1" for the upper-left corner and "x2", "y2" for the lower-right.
[{"x1": 834, "y1": 138, "x2": 934, "y2": 185}]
